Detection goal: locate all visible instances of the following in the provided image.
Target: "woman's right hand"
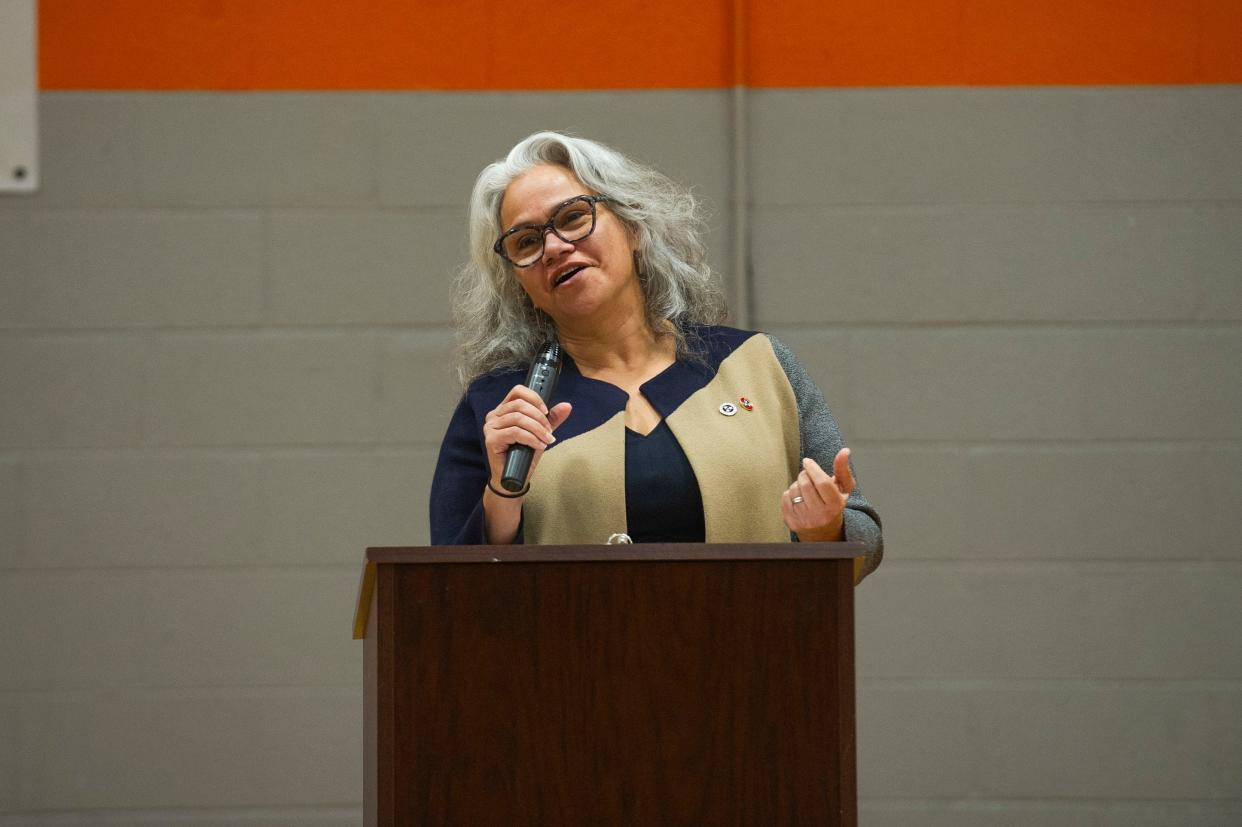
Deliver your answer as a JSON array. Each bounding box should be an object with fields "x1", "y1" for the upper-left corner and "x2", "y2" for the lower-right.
[{"x1": 482, "y1": 385, "x2": 573, "y2": 493}]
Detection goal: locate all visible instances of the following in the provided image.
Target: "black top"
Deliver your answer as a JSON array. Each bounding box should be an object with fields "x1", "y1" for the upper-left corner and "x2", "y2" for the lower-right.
[{"x1": 624, "y1": 420, "x2": 707, "y2": 543}]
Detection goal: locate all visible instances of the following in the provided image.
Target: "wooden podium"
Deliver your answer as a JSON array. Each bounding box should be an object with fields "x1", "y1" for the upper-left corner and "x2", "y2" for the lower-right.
[{"x1": 353, "y1": 543, "x2": 863, "y2": 825}]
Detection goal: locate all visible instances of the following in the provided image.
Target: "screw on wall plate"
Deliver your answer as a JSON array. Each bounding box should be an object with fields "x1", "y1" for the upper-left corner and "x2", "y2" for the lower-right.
[{"x1": 12, "y1": 166, "x2": 27, "y2": 180}]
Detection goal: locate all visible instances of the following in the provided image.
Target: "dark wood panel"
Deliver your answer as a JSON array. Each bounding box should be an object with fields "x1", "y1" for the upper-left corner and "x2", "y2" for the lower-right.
[
  {"x1": 375, "y1": 557, "x2": 855, "y2": 825},
  {"x1": 366, "y1": 542, "x2": 864, "y2": 565}
]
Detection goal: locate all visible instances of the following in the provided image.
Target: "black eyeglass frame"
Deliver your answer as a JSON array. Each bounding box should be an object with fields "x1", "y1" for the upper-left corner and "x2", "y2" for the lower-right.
[{"x1": 493, "y1": 194, "x2": 613, "y2": 268}]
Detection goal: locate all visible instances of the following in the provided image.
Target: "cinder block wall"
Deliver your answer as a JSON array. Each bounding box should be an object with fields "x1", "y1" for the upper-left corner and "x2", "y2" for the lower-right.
[
  {"x1": 0, "y1": 91, "x2": 741, "y2": 824},
  {"x1": 3, "y1": 84, "x2": 1239, "y2": 827},
  {"x1": 753, "y1": 87, "x2": 1242, "y2": 826}
]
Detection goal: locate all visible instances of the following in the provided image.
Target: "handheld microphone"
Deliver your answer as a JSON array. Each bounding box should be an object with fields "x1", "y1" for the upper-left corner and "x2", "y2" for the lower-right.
[{"x1": 500, "y1": 342, "x2": 562, "y2": 492}]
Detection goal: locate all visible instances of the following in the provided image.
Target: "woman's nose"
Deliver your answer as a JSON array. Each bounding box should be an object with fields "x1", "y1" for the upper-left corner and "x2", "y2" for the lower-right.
[{"x1": 542, "y1": 229, "x2": 574, "y2": 261}]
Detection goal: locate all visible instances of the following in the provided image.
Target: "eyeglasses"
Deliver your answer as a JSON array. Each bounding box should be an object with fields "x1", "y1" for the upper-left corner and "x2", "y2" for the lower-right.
[{"x1": 493, "y1": 195, "x2": 611, "y2": 268}]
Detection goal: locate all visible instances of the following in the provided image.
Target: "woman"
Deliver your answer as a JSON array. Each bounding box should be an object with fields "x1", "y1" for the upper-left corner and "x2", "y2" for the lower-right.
[{"x1": 430, "y1": 132, "x2": 882, "y2": 582}]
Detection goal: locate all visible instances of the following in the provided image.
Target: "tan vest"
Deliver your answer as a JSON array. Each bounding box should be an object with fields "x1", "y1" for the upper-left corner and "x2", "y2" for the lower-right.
[{"x1": 523, "y1": 335, "x2": 801, "y2": 545}]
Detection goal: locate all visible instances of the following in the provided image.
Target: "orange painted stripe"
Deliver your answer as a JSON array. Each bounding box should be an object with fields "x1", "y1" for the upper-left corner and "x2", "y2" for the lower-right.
[
  {"x1": 39, "y1": 0, "x2": 1242, "y2": 90},
  {"x1": 37, "y1": 0, "x2": 733, "y2": 90},
  {"x1": 753, "y1": 0, "x2": 1242, "y2": 86}
]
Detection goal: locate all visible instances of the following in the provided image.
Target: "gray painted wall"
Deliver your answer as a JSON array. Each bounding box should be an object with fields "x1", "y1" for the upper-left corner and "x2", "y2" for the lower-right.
[{"x1": 1, "y1": 87, "x2": 1239, "y2": 824}]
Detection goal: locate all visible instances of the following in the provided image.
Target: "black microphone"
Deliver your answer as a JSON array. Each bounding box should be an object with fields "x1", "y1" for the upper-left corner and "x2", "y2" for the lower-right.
[{"x1": 500, "y1": 341, "x2": 562, "y2": 492}]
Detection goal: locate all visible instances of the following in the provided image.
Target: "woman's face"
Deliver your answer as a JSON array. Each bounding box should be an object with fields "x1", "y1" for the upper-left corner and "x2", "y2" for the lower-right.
[{"x1": 498, "y1": 164, "x2": 641, "y2": 331}]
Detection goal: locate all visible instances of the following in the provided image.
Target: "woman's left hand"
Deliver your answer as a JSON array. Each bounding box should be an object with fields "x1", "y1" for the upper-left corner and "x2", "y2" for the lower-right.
[{"x1": 780, "y1": 448, "x2": 854, "y2": 542}]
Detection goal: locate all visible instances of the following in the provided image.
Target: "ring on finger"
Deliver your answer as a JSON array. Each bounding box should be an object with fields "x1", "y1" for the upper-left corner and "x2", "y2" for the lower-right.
[{"x1": 792, "y1": 495, "x2": 805, "y2": 504}]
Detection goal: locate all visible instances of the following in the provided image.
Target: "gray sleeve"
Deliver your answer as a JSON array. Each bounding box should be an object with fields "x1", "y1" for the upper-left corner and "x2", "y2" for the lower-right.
[{"x1": 767, "y1": 334, "x2": 883, "y2": 581}]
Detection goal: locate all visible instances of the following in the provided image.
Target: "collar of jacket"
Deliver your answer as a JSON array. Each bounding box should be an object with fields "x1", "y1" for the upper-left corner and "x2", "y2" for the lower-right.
[{"x1": 546, "y1": 326, "x2": 757, "y2": 443}]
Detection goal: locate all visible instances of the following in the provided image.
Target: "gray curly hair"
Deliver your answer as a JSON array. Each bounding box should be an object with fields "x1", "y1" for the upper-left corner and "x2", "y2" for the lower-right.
[{"x1": 452, "y1": 131, "x2": 727, "y2": 386}]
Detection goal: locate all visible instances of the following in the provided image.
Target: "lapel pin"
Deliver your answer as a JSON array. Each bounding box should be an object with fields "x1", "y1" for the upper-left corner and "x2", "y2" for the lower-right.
[
  {"x1": 739, "y1": 396, "x2": 754, "y2": 411},
  {"x1": 718, "y1": 402, "x2": 738, "y2": 416}
]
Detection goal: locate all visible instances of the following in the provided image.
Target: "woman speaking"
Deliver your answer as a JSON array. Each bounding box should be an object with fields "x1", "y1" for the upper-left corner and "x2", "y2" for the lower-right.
[{"x1": 430, "y1": 132, "x2": 882, "y2": 582}]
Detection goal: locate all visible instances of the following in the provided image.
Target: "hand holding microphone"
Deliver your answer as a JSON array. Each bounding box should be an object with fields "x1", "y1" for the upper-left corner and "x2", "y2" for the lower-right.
[{"x1": 481, "y1": 343, "x2": 572, "y2": 498}]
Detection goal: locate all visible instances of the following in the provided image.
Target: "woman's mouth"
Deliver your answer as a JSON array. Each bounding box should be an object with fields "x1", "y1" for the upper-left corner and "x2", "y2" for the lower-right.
[{"x1": 553, "y1": 265, "x2": 587, "y2": 288}]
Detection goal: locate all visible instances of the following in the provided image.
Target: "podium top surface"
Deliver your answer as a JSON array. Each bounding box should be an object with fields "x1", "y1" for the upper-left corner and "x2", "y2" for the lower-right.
[
  {"x1": 366, "y1": 542, "x2": 864, "y2": 565},
  {"x1": 354, "y1": 543, "x2": 864, "y2": 639}
]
